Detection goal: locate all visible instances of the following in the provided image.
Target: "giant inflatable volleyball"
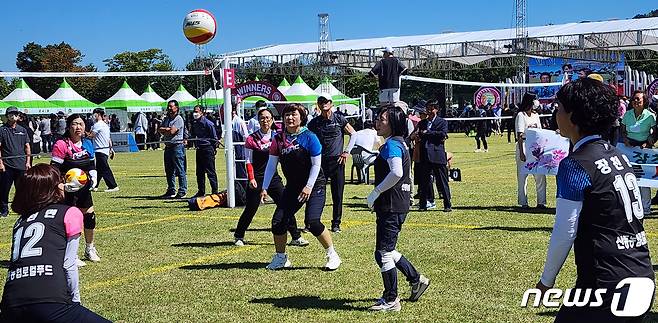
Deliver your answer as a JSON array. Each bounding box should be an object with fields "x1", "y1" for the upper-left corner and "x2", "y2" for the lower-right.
[{"x1": 182, "y1": 9, "x2": 217, "y2": 45}]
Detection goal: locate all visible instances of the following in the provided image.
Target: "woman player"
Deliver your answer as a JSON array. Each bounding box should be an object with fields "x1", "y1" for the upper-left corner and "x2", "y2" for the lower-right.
[
  {"x1": 51, "y1": 114, "x2": 100, "y2": 265},
  {"x1": 233, "y1": 108, "x2": 309, "y2": 247},
  {"x1": 0, "y1": 164, "x2": 110, "y2": 322},
  {"x1": 261, "y1": 103, "x2": 341, "y2": 270},
  {"x1": 366, "y1": 106, "x2": 430, "y2": 312}
]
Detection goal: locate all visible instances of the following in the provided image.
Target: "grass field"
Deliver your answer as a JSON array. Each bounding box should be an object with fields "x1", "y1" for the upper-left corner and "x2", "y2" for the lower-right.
[{"x1": 2, "y1": 134, "x2": 658, "y2": 322}]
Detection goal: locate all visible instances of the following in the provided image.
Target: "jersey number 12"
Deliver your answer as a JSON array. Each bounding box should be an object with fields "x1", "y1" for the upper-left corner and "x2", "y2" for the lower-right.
[
  {"x1": 613, "y1": 173, "x2": 644, "y2": 223},
  {"x1": 11, "y1": 223, "x2": 45, "y2": 261}
]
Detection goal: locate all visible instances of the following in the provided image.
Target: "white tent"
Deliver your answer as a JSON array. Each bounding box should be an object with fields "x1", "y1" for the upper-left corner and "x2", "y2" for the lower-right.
[
  {"x1": 284, "y1": 76, "x2": 319, "y2": 103},
  {"x1": 167, "y1": 84, "x2": 197, "y2": 108},
  {"x1": 2, "y1": 79, "x2": 57, "y2": 115},
  {"x1": 277, "y1": 78, "x2": 291, "y2": 94},
  {"x1": 47, "y1": 79, "x2": 98, "y2": 114},
  {"x1": 140, "y1": 83, "x2": 165, "y2": 107},
  {"x1": 200, "y1": 87, "x2": 224, "y2": 109},
  {"x1": 102, "y1": 81, "x2": 159, "y2": 113}
]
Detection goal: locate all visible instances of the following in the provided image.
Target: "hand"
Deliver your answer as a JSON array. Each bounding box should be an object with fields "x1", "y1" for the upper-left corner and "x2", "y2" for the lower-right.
[
  {"x1": 63, "y1": 182, "x2": 81, "y2": 193},
  {"x1": 298, "y1": 186, "x2": 312, "y2": 203},
  {"x1": 337, "y1": 152, "x2": 349, "y2": 165},
  {"x1": 367, "y1": 188, "x2": 381, "y2": 210},
  {"x1": 249, "y1": 179, "x2": 258, "y2": 189},
  {"x1": 260, "y1": 189, "x2": 268, "y2": 204},
  {"x1": 520, "y1": 151, "x2": 526, "y2": 162},
  {"x1": 25, "y1": 162, "x2": 31, "y2": 170},
  {"x1": 0, "y1": 162, "x2": 5, "y2": 172}
]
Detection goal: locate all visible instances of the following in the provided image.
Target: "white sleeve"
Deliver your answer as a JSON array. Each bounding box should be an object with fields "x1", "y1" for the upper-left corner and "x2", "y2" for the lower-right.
[
  {"x1": 515, "y1": 114, "x2": 525, "y2": 134},
  {"x1": 305, "y1": 155, "x2": 322, "y2": 189},
  {"x1": 374, "y1": 157, "x2": 403, "y2": 194},
  {"x1": 244, "y1": 148, "x2": 253, "y2": 164},
  {"x1": 64, "y1": 234, "x2": 81, "y2": 303},
  {"x1": 345, "y1": 132, "x2": 358, "y2": 154},
  {"x1": 539, "y1": 198, "x2": 582, "y2": 287},
  {"x1": 262, "y1": 155, "x2": 279, "y2": 190}
]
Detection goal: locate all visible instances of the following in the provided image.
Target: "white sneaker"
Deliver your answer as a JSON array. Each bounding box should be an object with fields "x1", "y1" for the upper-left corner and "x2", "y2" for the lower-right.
[
  {"x1": 76, "y1": 258, "x2": 86, "y2": 267},
  {"x1": 483, "y1": 149, "x2": 488, "y2": 153},
  {"x1": 91, "y1": 187, "x2": 99, "y2": 192},
  {"x1": 288, "y1": 237, "x2": 309, "y2": 247},
  {"x1": 474, "y1": 149, "x2": 481, "y2": 152},
  {"x1": 266, "y1": 253, "x2": 291, "y2": 270},
  {"x1": 325, "y1": 251, "x2": 342, "y2": 271},
  {"x1": 104, "y1": 187, "x2": 120, "y2": 192},
  {"x1": 369, "y1": 298, "x2": 401, "y2": 311},
  {"x1": 85, "y1": 246, "x2": 101, "y2": 262},
  {"x1": 234, "y1": 239, "x2": 245, "y2": 247}
]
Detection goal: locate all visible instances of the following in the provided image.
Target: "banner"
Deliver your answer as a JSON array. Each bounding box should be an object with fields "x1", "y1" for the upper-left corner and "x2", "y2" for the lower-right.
[
  {"x1": 522, "y1": 129, "x2": 570, "y2": 176},
  {"x1": 473, "y1": 87, "x2": 501, "y2": 107},
  {"x1": 648, "y1": 79, "x2": 658, "y2": 98},
  {"x1": 616, "y1": 144, "x2": 658, "y2": 188}
]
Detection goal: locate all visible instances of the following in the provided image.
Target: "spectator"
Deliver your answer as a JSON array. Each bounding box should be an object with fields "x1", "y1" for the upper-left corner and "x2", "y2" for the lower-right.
[
  {"x1": 515, "y1": 92, "x2": 546, "y2": 209},
  {"x1": 87, "y1": 108, "x2": 118, "y2": 192},
  {"x1": 54, "y1": 112, "x2": 67, "y2": 141},
  {"x1": 158, "y1": 100, "x2": 187, "y2": 199},
  {"x1": 39, "y1": 115, "x2": 52, "y2": 152},
  {"x1": 418, "y1": 102, "x2": 452, "y2": 212},
  {"x1": 247, "y1": 100, "x2": 267, "y2": 134},
  {"x1": 345, "y1": 120, "x2": 382, "y2": 183},
  {"x1": 147, "y1": 112, "x2": 162, "y2": 150},
  {"x1": 369, "y1": 46, "x2": 407, "y2": 105},
  {"x1": 0, "y1": 107, "x2": 31, "y2": 217},
  {"x1": 621, "y1": 90, "x2": 655, "y2": 215},
  {"x1": 492, "y1": 104, "x2": 502, "y2": 135},
  {"x1": 501, "y1": 103, "x2": 517, "y2": 144},
  {"x1": 109, "y1": 114, "x2": 120, "y2": 132},
  {"x1": 410, "y1": 109, "x2": 435, "y2": 206},
  {"x1": 133, "y1": 111, "x2": 148, "y2": 150},
  {"x1": 474, "y1": 105, "x2": 489, "y2": 152},
  {"x1": 190, "y1": 105, "x2": 219, "y2": 197}
]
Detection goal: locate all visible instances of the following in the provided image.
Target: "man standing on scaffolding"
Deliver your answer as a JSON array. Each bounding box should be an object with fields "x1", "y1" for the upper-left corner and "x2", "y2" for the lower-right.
[{"x1": 369, "y1": 46, "x2": 407, "y2": 105}]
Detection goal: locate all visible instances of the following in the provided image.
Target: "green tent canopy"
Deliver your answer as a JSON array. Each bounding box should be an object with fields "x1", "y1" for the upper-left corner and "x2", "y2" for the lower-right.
[
  {"x1": 166, "y1": 84, "x2": 197, "y2": 108},
  {"x1": 140, "y1": 83, "x2": 166, "y2": 108},
  {"x1": 47, "y1": 79, "x2": 98, "y2": 114},
  {"x1": 102, "y1": 81, "x2": 159, "y2": 112},
  {"x1": 2, "y1": 79, "x2": 58, "y2": 114},
  {"x1": 284, "y1": 76, "x2": 319, "y2": 103}
]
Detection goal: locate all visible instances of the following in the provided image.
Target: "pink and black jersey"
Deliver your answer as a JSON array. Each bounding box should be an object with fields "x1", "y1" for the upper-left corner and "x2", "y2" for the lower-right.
[
  {"x1": 245, "y1": 130, "x2": 276, "y2": 178},
  {"x1": 51, "y1": 138, "x2": 95, "y2": 173},
  {"x1": 1, "y1": 204, "x2": 83, "y2": 307}
]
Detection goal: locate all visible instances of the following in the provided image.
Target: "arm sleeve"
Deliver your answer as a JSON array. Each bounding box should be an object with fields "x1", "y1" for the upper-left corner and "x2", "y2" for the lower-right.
[
  {"x1": 244, "y1": 147, "x2": 254, "y2": 164},
  {"x1": 370, "y1": 61, "x2": 381, "y2": 76},
  {"x1": 540, "y1": 198, "x2": 582, "y2": 287},
  {"x1": 262, "y1": 155, "x2": 279, "y2": 190},
  {"x1": 345, "y1": 131, "x2": 358, "y2": 154},
  {"x1": 515, "y1": 114, "x2": 525, "y2": 134},
  {"x1": 246, "y1": 163, "x2": 255, "y2": 181},
  {"x1": 374, "y1": 157, "x2": 403, "y2": 194},
  {"x1": 305, "y1": 155, "x2": 322, "y2": 189},
  {"x1": 209, "y1": 120, "x2": 218, "y2": 140},
  {"x1": 51, "y1": 140, "x2": 67, "y2": 165},
  {"x1": 424, "y1": 119, "x2": 447, "y2": 141},
  {"x1": 63, "y1": 234, "x2": 81, "y2": 303},
  {"x1": 63, "y1": 207, "x2": 83, "y2": 238}
]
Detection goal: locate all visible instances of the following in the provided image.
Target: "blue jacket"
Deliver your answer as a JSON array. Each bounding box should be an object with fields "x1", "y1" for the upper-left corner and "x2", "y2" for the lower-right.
[{"x1": 421, "y1": 115, "x2": 448, "y2": 165}]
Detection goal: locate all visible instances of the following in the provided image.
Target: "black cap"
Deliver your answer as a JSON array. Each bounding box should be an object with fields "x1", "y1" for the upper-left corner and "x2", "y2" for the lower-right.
[
  {"x1": 317, "y1": 96, "x2": 332, "y2": 104},
  {"x1": 5, "y1": 106, "x2": 19, "y2": 115}
]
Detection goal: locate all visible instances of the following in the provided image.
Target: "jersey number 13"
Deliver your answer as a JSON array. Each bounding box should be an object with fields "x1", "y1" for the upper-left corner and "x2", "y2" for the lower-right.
[{"x1": 613, "y1": 173, "x2": 644, "y2": 223}]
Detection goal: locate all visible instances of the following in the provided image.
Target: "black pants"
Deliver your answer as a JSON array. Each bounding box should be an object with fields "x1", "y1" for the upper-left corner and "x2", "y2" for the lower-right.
[
  {"x1": 94, "y1": 153, "x2": 117, "y2": 189},
  {"x1": 135, "y1": 133, "x2": 146, "y2": 150},
  {"x1": 0, "y1": 167, "x2": 24, "y2": 213},
  {"x1": 41, "y1": 134, "x2": 52, "y2": 152},
  {"x1": 413, "y1": 161, "x2": 434, "y2": 201},
  {"x1": 147, "y1": 133, "x2": 160, "y2": 150},
  {"x1": 505, "y1": 123, "x2": 516, "y2": 143},
  {"x1": 323, "y1": 158, "x2": 345, "y2": 227},
  {"x1": 0, "y1": 302, "x2": 110, "y2": 323},
  {"x1": 374, "y1": 211, "x2": 420, "y2": 302},
  {"x1": 475, "y1": 131, "x2": 488, "y2": 150},
  {"x1": 234, "y1": 175, "x2": 301, "y2": 240},
  {"x1": 272, "y1": 184, "x2": 326, "y2": 236},
  {"x1": 195, "y1": 146, "x2": 218, "y2": 195},
  {"x1": 419, "y1": 162, "x2": 451, "y2": 209}
]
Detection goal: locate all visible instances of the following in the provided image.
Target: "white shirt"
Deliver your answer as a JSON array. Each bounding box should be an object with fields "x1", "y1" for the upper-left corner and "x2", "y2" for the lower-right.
[
  {"x1": 232, "y1": 116, "x2": 248, "y2": 140},
  {"x1": 91, "y1": 120, "x2": 111, "y2": 156},
  {"x1": 134, "y1": 113, "x2": 148, "y2": 135},
  {"x1": 515, "y1": 111, "x2": 542, "y2": 134},
  {"x1": 346, "y1": 128, "x2": 381, "y2": 160},
  {"x1": 246, "y1": 116, "x2": 260, "y2": 135}
]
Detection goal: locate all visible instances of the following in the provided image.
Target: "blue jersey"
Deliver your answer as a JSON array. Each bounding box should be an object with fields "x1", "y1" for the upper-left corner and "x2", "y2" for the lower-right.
[
  {"x1": 270, "y1": 127, "x2": 324, "y2": 189},
  {"x1": 373, "y1": 137, "x2": 411, "y2": 213}
]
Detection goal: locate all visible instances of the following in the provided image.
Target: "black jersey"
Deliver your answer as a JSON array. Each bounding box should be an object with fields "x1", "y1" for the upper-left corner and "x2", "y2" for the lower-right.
[
  {"x1": 557, "y1": 138, "x2": 654, "y2": 289},
  {"x1": 307, "y1": 113, "x2": 348, "y2": 158},
  {"x1": 373, "y1": 136, "x2": 411, "y2": 213},
  {"x1": 1, "y1": 204, "x2": 73, "y2": 308},
  {"x1": 270, "y1": 128, "x2": 325, "y2": 190}
]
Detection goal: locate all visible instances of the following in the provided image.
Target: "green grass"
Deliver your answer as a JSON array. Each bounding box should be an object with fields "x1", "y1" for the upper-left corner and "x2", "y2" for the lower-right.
[{"x1": 2, "y1": 134, "x2": 658, "y2": 322}]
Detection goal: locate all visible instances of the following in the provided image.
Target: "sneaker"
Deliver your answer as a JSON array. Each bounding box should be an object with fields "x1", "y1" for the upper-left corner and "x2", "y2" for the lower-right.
[
  {"x1": 474, "y1": 149, "x2": 481, "y2": 152},
  {"x1": 0, "y1": 210, "x2": 8, "y2": 218},
  {"x1": 443, "y1": 208, "x2": 452, "y2": 213},
  {"x1": 325, "y1": 251, "x2": 342, "y2": 271},
  {"x1": 288, "y1": 237, "x2": 310, "y2": 247},
  {"x1": 84, "y1": 246, "x2": 101, "y2": 262},
  {"x1": 484, "y1": 149, "x2": 488, "y2": 152},
  {"x1": 330, "y1": 225, "x2": 341, "y2": 233},
  {"x1": 104, "y1": 187, "x2": 120, "y2": 193},
  {"x1": 174, "y1": 193, "x2": 187, "y2": 199},
  {"x1": 266, "y1": 253, "x2": 291, "y2": 270},
  {"x1": 369, "y1": 298, "x2": 401, "y2": 312},
  {"x1": 234, "y1": 239, "x2": 245, "y2": 247},
  {"x1": 426, "y1": 201, "x2": 437, "y2": 209},
  {"x1": 536, "y1": 204, "x2": 547, "y2": 209},
  {"x1": 76, "y1": 258, "x2": 86, "y2": 267},
  {"x1": 160, "y1": 191, "x2": 176, "y2": 199},
  {"x1": 91, "y1": 187, "x2": 99, "y2": 192},
  {"x1": 520, "y1": 205, "x2": 530, "y2": 209},
  {"x1": 410, "y1": 274, "x2": 430, "y2": 301}
]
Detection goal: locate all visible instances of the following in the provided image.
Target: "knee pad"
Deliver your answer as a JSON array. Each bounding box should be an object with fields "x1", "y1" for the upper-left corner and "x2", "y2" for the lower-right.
[
  {"x1": 377, "y1": 250, "x2": 396, "y2": 272},
  {"x1": 84, "y1": 212, "x2": 96, "y2": 230},
  {"x1": 271, "y1": 215, "x2": 288, "y2": 236},
  {"x1": 305, "y1": 219, "x2": 325, "y2": 237}
]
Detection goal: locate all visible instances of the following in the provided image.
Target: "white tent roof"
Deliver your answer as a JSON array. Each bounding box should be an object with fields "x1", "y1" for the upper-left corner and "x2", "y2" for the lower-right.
[
  {"x1": 3, "y1": 79, "x2": 49, "y2": 103},
  {"x1": 284, "y1": 76, "x2": 319, "y2": 102},
  {"x1": 140, "y1": 84, "x2": 165, "y2": 104},
  {"x1": 224, "y1": 17, "x2": 658, "y2": 66},
  {"x1": 167, "y1": 84, "x2": 197, "y2": 106},
  {"x1": 314, "y1": 79, "x2": 345, "y2": 98},
  {"x1": 277, "y1": 78, "x2": 291, "y2": 94}
]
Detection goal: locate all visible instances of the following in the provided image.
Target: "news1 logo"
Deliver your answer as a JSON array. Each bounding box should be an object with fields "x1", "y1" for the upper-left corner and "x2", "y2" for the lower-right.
[{"x1": 521, "y1": 278, "x2": 655, "y2": 317}]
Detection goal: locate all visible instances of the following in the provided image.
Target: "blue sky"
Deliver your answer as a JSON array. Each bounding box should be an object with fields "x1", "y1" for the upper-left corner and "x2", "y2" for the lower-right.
[{"x1": 0, "y1": 1, "x2": 655, "y2": 71}]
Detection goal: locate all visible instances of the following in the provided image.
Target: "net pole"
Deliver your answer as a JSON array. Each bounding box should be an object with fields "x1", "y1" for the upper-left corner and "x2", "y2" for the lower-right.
[{"x1": 221, "y1": 59, "x2": 236, "y2": 208}]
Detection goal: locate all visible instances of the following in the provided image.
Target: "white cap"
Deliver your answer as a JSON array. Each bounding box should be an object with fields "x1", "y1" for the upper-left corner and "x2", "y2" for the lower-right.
[{"x1": 383, "y1": 46, "x2": 394, "y2": 53}]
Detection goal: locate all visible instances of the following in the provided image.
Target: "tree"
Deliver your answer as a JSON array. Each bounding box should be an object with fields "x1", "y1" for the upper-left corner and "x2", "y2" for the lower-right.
[
  {"x1": 92, "y1": 49, "x2": 179, "y2": 103},
  {"x1": 16, "y1": 42, "x2": 97, "y2": 99}
]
